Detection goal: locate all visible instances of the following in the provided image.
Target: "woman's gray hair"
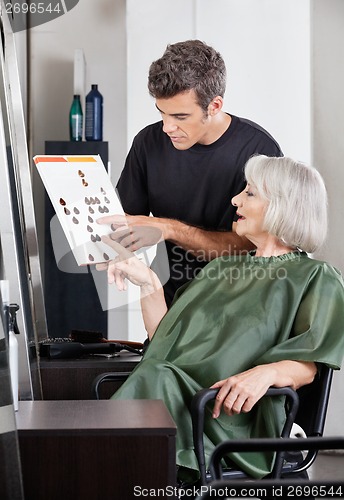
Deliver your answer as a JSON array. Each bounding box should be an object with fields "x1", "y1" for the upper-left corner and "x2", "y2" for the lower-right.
[{"x1": 244, "y1": 155, "x2": 328, "y2": 253}]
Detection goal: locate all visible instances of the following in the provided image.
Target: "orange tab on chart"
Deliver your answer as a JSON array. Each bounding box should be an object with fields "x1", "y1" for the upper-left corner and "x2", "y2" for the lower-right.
[
  {"x1": 34, "y1": 156, "x2": 67, "y2": 164},
  {"x1": 66, "y1": 157, "x2": 97, "y2": 162}
]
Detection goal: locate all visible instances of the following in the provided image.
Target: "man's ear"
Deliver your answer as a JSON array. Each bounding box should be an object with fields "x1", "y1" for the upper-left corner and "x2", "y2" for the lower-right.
[{"x1": 208, "y1": 96, "x2": 224, "y2": 116}]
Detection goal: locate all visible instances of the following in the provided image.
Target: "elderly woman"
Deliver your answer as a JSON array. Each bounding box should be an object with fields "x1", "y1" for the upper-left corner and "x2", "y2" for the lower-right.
[{"x1": 99, "y1": 155, "x2": 344, "y2": 480}]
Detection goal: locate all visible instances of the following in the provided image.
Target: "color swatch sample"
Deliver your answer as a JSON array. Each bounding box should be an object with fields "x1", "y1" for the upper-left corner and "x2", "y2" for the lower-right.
[{"x1": 34, "y1": 155, "x2": 124, "y2": 265}]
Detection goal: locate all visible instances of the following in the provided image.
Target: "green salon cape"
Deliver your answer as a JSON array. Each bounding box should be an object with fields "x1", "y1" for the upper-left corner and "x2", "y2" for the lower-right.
[{"x1": 112, "y1": 252, "x2": 344, "y2": 478}]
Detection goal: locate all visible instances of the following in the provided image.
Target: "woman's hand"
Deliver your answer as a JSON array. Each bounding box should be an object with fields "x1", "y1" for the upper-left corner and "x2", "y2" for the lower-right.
[
  {"x1": 210, "y1": 365, "x2": 276, "y2": 418},
  {"x1": 97, "y1": 235, "x2": 167, "y2": 338},
  {"x1": 96, "y1": 235, "x2": 161, "y2": 293},
  {"x1": 210, "y1": 360, "x2": 317, "y2": 418}
]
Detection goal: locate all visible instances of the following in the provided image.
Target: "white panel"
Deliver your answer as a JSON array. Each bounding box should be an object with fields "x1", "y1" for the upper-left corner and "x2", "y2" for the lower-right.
[
  {"x1": 197, "y1": 0, "x2": 311, "y2": 162},
  {"x1": 73, "y1": 48, "x2": 86, "y2": 118},
  {"x1": 312, "y1": 0, "x2": 344, "y2": 436},
  {"x1": 126, "y1": 0, "x2": 197, "y2": 145}
]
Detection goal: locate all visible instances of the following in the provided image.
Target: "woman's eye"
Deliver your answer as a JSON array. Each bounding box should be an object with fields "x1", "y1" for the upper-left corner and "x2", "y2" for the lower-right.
[{"x1": 245, "y1": 190, "x2": 254, "y2": 197}]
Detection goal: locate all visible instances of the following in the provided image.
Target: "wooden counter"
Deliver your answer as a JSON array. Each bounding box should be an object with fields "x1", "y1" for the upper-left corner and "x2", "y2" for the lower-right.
[
  {"x1": 40, "y1": 352, "x2": 141, "y2": 400},
  {"x1": 16, "y1": 399, "x2": 177, "y2": 500}
]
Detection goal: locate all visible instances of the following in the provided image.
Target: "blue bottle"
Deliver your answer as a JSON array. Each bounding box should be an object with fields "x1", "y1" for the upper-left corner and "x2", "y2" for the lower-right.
[{"x1": 85, "y1": 84, "x2": 103, "y2": 141}]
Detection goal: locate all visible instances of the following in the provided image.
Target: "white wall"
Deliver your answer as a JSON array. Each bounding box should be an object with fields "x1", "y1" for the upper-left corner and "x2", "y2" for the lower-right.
[
  {"x1": 126, "y1": 0, "x2": 311, "y2": 160},
  {"x1": 126, "y1": 0, "x2": 197, "y2": 142},
  {"x1": 197, "y1": 0, "x2": 311, "y2": 162},
  {"x1": 312, "y1": 0, "x2": 344, "y2": 436}
]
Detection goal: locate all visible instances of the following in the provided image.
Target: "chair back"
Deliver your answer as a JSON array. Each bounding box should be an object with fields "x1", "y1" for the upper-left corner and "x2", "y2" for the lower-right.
[
  {"x1": 295, "y1": 364, "x2": 333, "y2": 437},
  {"x1": 284, "y1": 364, "x2": 333, "y2": 475}
]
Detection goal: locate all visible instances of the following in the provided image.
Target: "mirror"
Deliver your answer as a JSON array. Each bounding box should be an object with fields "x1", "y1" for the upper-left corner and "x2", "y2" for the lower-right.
[{"x1": 0, "y1": 5, "x2": 48, "y2": 401}]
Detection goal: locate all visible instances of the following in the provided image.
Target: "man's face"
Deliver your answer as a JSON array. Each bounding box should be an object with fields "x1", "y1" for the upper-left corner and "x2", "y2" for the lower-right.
[{"x1": 155, "y1": 90, "x2": 212, "y2": 150}]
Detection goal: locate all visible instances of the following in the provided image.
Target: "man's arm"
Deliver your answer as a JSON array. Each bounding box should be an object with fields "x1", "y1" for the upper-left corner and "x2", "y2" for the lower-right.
[
  {"x1": 163, "y1": 218, "x2": 254, "y2": 258},
  {"x1": 97, "y1": 214, "x2": 255, "y2": 259}
]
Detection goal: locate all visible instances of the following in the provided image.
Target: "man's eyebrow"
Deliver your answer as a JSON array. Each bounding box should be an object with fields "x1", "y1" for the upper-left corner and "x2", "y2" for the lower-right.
[{"x1": 155, "y1": 104, "x2": 191, "y2": 117}]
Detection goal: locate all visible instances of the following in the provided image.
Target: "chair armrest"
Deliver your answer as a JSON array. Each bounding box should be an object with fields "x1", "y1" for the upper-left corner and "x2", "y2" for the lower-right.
[
  {"x1": 91, "y1": 372, "x2": 130, "y2": 400},
  {"x1": 190, "y1": 386, "x2": 299, "y2": 484},
  {"x1": 209, "y1": 436, "x2": 344, "y2": 482}
]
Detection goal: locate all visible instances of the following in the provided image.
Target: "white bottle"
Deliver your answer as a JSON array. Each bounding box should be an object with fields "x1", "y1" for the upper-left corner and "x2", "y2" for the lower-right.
[
  {"x1": 8, "y1": 303, "x2": 20, "y2": 412},
  {"x1": 0, "y1": 282, "x2": 19, "y2": 411},
  {"x1": 9, "y1": 322, "x2": 19, "y2": 411}
]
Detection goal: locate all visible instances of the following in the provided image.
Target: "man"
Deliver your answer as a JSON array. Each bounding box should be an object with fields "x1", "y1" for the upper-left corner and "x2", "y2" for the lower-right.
[{"x1": 98, "y1": 40, "x2": 283, "y2": 306}]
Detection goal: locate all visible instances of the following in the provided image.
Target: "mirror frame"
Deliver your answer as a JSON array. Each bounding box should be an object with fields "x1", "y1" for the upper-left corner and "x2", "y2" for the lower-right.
[{"x1": 0, "y1": 3, "x2": 48, "y2": 400}]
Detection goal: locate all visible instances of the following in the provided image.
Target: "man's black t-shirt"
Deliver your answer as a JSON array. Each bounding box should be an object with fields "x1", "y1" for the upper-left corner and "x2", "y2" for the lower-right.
[{"x1": 117, "y1": 114, "x2": 283, "y2": 306}]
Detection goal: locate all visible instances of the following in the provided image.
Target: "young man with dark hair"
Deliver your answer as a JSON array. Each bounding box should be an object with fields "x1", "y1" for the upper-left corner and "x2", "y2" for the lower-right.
[{"x1": 98, "y1": 40, "x2": 283, "y2": 306}]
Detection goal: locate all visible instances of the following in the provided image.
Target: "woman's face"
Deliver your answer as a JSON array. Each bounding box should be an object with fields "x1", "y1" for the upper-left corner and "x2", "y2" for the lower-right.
[{"x1": 232, "y1": 184, "x2": 269, "y2": 244}]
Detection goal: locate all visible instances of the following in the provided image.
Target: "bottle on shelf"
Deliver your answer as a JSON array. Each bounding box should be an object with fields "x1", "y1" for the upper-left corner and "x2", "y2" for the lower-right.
[
  {"x1": 69, "y1": 94, "x2": 83, "y2": 141},
  {"x1": 8, "y1": 303, "x2": 20, "y2": 412},
  {"x1": 85, "y1": 84, "x2": 103, "y2": 141}
]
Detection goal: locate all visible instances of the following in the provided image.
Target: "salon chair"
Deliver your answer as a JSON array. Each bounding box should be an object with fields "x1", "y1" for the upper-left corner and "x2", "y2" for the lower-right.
[
  {"x1": 91, "y1": 364, "x2": 333, "y2": 486},
  {"x1": 191, "y1": 364, "x2": 333, "y2": 485},
  {"x1": 195, "y1": 435, "x2": 344, "y2": 500}
]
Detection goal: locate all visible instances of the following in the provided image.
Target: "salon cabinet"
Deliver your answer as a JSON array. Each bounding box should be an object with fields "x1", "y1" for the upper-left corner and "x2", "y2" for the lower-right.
[
  {"x1": 16, "y1": 399, "x2": 177, "y2": 500},
  {"x1": 39, "y1": 352, "x2": 140, "y2": 400}
]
